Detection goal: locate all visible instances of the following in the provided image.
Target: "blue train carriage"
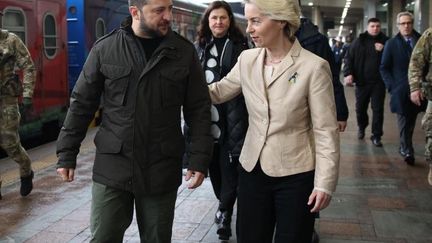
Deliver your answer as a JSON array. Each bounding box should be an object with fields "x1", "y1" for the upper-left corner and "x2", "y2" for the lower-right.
[
  {"x1": 66, "y1": 0, "x2": 129, "y2": 93},
  {"x1": 66, "y1": 0, "x2": 246, "y2": 92},
  {"x1": 0, "y1": 0, "x2": 69, "y2": 140}
]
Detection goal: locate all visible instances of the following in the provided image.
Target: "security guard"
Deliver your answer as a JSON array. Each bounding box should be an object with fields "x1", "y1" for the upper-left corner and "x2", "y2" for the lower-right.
[
  {"x1": 0, "y1": 10, "x2": 36, "y2": 199},
  {"x1": 409, "y1": 27, "x2": 432, "y2": 186}
]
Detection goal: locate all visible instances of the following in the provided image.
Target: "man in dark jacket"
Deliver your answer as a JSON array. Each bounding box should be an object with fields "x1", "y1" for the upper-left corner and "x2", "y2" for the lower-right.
[
  {"x1": 296, "y1": 18, "x2": 349, "y2": 132},
  {"x1": 56, "y1": 0, "x2": 213, "y2": 242},
  {"x1": 380, "y1": 12, "x2": 424, "y2": 165},
  {"x1": 344, "y1": 17, "x2": 389, "y2": 147}
]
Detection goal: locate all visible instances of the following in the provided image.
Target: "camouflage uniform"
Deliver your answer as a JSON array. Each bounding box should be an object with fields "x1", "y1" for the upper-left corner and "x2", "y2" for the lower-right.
[
  {"x1": 408, "y1": 27, "x2": 432, "y2": 184},
  {"x1": 0, "y1": 29, "x2": 36, "y2": 188}
]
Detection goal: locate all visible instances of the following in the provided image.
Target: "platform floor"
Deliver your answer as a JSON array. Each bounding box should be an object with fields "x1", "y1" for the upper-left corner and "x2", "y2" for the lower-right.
[{"x1": 1, "y1": 87, "x2": 431, "y2": 243}]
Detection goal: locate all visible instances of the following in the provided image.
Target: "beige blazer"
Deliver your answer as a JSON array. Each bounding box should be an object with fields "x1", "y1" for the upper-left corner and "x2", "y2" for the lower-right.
[{"x1": 208, "y1": 39, "x2": 340, "y2": 193}]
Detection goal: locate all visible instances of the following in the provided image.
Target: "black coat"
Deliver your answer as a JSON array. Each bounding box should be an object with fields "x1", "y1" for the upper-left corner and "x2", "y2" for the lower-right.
[
  {"x1": 343, "y1": 31, "x2": 389, "y2": 85},
  {"x1": 194, "y1": 38, "x2": 249, "y2": 158},
  {"x1": 296, "y1": 18, "x2": 349, "y2": 121},
  {"x1": 56, "y1": 22, "x2": 213, "y2": 195},
  {"x1": 380, "y1": 31, "x2": 426, "y2": 114}
]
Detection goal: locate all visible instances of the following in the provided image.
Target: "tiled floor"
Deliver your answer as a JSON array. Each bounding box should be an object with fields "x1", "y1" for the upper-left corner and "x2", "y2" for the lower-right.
[{"x1": 0, "y1": 87, "x2": 431, "y2": 242}]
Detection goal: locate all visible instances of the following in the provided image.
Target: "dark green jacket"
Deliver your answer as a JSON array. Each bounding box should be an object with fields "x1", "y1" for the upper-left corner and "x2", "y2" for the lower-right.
[{"x1": 56, "y1": 21, "x2": 213, "y2": 195}]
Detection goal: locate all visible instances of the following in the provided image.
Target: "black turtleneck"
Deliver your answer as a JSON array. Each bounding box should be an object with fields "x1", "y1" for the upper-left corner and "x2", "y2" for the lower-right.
[
  {"x1": 136, "y1": 35, "x2": 164, "y2": 61},
  {"x1": 213, "y1": 35, "x2": 228, "y2": 59}
]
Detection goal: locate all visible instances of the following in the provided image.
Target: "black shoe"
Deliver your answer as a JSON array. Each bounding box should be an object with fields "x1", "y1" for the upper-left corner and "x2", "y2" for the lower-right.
[
  {"x1": 370, "y1": 136, "x2": 382, "y2": 147},
  {"x1": 215, "y1": 211, "x2": 232, "y2": 240},
  {"x1": 357, "y1": 129, "x2": 365, "y2": 140},
  {"x1": 311, "y1": 228, "x2": 320, "y2": 243},
  {"x1": 404, "y1": 154, "x2": 415, "y2": 166},
  {"x1": 20, "y1": 170, "x2": 34, "y2": 196}
]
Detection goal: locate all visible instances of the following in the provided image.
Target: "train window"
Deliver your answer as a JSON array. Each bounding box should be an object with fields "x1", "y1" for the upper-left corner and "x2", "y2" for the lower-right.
[
  {"x1": 69, "y1": 6, "x2": 77, "y2": 15},
  {"x1": 2, "y1": 9, "x2": 26, "y2": 43},
  {"x1": 95, "y1": 18, "x2": 106, "y2": 40},
  {"x1": 172, "y1": 21, "x2": 179, "y2": 33},
  {"x1": 186, "y1": 29, "x2": 195, "y2": 43},
  {"x1": 43, "y1": 14, "x2": 57, "y2": 58}
]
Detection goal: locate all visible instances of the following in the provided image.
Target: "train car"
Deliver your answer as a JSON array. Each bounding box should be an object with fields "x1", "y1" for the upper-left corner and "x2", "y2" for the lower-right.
[
  {"x1": 66, "y1": 0, "x2": 129, "y2": 93},
  {"x1": 0, "y1": 0, "x2": 69, "y2": 140},
  {"x1": 66, "y1": 0, "x2": 246, "y2": 91}
]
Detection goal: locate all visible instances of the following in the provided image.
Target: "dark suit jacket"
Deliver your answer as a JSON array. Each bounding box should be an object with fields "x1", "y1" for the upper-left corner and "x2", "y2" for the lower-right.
[{"x1": 380, "y1": 31, "x2": 426, "y2": 114}]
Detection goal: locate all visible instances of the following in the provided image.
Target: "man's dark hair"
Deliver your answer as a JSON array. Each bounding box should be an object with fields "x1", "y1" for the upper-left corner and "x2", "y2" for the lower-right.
[
  {"x1": 367, "y1": 17, "x2": 380, "y2": 24},
  {"x1": 128, "y1": 0, "x2": 148, "y2": 8},
  {"x1": 196, "y1": 1, "x2": 245, "y2": 46}
]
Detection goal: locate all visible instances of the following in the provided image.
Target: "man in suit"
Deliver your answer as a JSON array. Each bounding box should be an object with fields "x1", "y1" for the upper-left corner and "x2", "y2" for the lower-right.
[{"x1": 380, "y1": 12, "x2": 423, "y2": 165}]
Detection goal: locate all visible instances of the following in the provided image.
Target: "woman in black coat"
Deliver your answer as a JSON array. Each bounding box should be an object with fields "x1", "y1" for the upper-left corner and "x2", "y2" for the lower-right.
[{"x1": 188, "y1": 1, "x2": 248, "y2": 240}]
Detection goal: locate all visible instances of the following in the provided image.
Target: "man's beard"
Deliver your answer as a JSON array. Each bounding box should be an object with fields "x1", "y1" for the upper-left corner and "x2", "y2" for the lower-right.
[{"x1": 139, "y1": 15, "x2": 169, "y2": 38}]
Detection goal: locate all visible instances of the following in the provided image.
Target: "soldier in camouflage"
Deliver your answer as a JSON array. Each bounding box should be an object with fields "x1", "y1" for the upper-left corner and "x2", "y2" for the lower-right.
[
  {"x1": 409, "y1": 27, "x2": 432, "y2": 186},
  {"x1": 0, "y1": 10, "x2": 36, "y2": 199}
]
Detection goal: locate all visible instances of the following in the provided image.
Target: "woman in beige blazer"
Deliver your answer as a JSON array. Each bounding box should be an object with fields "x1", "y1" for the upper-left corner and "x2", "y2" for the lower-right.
[{"x1": 208, "y1": 0, "x2": 340, "y2": 242}]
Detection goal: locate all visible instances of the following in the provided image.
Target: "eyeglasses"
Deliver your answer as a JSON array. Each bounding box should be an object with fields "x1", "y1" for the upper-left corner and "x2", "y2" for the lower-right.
[{"x1": 398, "y1": 22, "x2": 413, "y2": 26}]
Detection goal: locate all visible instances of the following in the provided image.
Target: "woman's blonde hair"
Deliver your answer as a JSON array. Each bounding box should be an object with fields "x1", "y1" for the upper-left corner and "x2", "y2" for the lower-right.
[{"x1": 243, "y1": 0, "x2": 300, "y2": 41}]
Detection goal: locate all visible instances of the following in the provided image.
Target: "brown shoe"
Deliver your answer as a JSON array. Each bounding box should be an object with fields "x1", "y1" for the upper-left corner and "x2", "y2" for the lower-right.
[{"x1": 428, "y1": 165, "x2": 432, "y2": 186}]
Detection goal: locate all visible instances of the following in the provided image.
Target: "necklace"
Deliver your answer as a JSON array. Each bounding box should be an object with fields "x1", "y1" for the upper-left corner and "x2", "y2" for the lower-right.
[
  {"x1": 268, "y1": 58, "x2": 282, "y2": 64},
  {"x1": 266, "y1": 53, "x2": 283, "y2": 64}
]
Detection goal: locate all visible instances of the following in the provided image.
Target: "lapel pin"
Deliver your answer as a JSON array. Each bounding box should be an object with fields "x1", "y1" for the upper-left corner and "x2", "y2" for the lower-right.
[{"x1": 288, "y1": 72, "x2": 298, "y2": 83}]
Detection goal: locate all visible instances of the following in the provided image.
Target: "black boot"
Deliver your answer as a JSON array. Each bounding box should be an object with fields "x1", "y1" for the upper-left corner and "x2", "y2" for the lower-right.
[
  {"x1": 215, "y1": 210, "x2": 232, "y2": 241},
  {"x1": 20, "y1": 170, "x2": 34, "y2": 196}
]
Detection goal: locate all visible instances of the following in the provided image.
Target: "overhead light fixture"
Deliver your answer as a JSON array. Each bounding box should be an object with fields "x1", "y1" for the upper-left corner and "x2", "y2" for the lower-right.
[
  {"x1": 338, "y1": 0, "x2": 352, "y2": 37},
  {"x1": 338, "y1": 25, "x2": 344, "y2": 37},
  {"x1": 382, "y1": 3, "x2": 388, "y2": 7},
  {"x1": 308, "y1": 2, "x2": 313, "y2": 6}
]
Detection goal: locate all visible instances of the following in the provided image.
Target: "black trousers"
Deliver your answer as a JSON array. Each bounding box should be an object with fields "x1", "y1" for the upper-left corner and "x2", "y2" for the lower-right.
[
  {"x1": 355, "y1": 82, "x2": 386, "y2": 137},
  {"x1": 397, "y1": 111, "x2": 418, "y2": 155},
  {"x1": 208, "y1": 144, "x2": 239, "y2": 213},
  {"x1": 237, "y1": 163, "x2": 315, "y2": 243}
]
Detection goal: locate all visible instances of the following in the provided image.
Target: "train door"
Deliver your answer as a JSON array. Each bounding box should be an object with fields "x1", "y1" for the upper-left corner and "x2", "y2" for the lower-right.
[
  {"x1": 66, "y1": 0, "x2": 85, "y2": 92},
  {"x1": 36, "y1": 0, "x2": 68, "y2": 138}
]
